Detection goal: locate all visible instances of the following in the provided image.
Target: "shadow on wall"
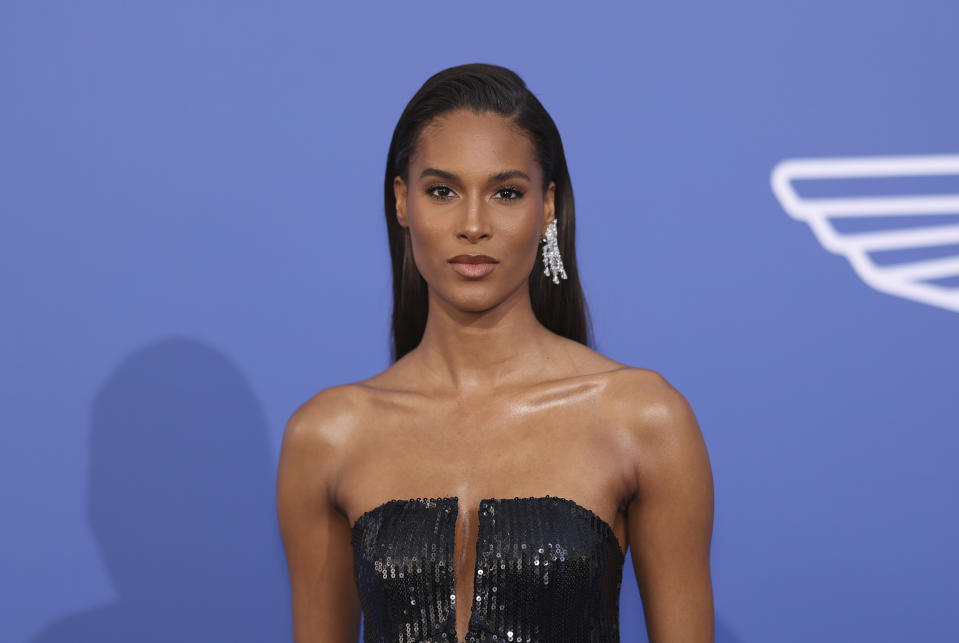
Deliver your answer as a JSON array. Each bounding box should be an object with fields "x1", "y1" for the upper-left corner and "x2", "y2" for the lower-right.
[{"x1": 30, "y1": 337, "x2": 290, "y2": 642}]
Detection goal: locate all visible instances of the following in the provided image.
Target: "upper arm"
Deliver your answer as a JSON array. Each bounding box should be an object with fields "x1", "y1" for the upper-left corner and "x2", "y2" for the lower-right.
[
  {"x1": 276, "y1": 388, "x2": 362, "y2": 643},
  {"x1": 624, "y1": 371, "x2": 715, "y2": 643}
]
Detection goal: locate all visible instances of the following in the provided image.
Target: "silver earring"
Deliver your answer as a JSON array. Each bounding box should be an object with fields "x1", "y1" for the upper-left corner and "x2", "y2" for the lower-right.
[{"x1": 541, "y1": 219, "x2": 568, "y2": 285}]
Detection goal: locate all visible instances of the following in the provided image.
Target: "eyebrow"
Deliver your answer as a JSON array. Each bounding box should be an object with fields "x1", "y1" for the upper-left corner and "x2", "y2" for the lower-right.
[{"x1": 418, "y1": 167, "x2": 531, "y2": 183}]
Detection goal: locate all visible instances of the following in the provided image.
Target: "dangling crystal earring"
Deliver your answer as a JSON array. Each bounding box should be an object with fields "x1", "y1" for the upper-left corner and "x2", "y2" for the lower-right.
[{"x1": 541, "y1": 219, "x2": 568, "y2": 285}]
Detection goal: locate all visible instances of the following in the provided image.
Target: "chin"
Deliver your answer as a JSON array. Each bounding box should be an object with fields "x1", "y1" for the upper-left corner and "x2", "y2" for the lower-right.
[
  {"x1": 432, "y1": 284, "x2": 501, "y2": 313},
  {"x1": 453, "y1": 292, "x2": 501, "y2": 313}
]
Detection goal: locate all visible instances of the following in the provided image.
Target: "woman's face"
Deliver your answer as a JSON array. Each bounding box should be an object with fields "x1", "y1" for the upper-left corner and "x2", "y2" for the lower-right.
[{"x1": 394, "y1": 109, "x2": 555, "y2": 312}]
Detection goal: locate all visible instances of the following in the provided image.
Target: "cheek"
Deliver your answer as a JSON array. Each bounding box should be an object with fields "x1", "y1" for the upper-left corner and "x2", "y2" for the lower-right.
[
  {"x1": 405, "y1": 212, "x2": 447, "y2": 275},
  {"x1": 503, "y1": 210, "x2": 545, "y2": 260}
]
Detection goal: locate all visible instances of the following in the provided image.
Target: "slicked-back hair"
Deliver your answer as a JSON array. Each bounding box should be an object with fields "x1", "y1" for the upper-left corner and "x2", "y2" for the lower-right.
[{"x1": 384, "y1": 62, "x2": 593, "y2": 362}]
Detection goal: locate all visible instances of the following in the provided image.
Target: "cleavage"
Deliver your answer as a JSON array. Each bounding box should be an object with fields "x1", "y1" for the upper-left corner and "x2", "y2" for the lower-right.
[{"x1": 452, "y1": 498, "x2": 481, "y2": 643}]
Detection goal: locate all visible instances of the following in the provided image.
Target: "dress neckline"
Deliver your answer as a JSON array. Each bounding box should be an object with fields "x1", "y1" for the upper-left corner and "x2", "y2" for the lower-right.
[{"x1": 350, "y1": 494, "x2": 624, "y2": 559}]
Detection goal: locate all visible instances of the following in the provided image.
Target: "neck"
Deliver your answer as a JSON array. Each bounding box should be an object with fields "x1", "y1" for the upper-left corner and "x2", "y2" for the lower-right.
[{"x1": 413, "y1": 285, "x2": 556, "y2": 394}]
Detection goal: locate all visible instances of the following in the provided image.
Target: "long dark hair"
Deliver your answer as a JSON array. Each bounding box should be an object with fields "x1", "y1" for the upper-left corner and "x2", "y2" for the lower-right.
[{"x1": 384, "y1": 62, "x2": 593, "y2": 362}]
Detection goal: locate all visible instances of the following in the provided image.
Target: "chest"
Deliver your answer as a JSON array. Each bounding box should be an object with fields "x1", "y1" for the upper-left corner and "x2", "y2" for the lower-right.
[{"x1": 347, "y1": 409, "x2": 622, "y2": 494}]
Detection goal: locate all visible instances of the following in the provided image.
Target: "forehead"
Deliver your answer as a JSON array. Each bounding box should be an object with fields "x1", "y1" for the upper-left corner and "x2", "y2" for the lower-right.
[{"x1": 411, "y1": 110, "x2": 539, "y2": 178}]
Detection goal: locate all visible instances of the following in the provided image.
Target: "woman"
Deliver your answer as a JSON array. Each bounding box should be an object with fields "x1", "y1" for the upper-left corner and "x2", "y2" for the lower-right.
[{"x1": 276, "y1": 63, "x2": 714, "y2": 643}]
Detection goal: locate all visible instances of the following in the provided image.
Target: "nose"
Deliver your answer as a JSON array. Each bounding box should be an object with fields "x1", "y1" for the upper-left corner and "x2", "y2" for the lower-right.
[{"x1": 457, "y1": 199, "x2": 491, "y2": 243}]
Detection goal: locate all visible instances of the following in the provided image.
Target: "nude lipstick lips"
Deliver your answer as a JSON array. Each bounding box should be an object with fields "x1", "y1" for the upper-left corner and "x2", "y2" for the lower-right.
[{"x1": 449, "y1": 254, "x2": 499, "y2": 279}]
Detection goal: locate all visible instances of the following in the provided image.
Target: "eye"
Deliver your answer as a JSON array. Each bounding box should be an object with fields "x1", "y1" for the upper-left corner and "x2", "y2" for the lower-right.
[
  {"x1": 495, "y1": 186, "x2": 525, "y2": 202},
  {"x1": 426, "y1": 184, "x2": 456, "y2": 200}
]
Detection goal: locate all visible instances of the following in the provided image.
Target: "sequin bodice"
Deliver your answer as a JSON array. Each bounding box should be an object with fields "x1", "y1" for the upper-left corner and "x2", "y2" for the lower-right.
[{"x1": 350, "y1": 495, "x2": 624, "y2": 643}]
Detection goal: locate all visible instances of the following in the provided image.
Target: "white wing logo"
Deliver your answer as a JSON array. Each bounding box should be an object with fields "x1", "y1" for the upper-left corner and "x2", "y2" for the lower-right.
[{"x1": 771, "y1": 155, "x2": 959, "y2": 314}]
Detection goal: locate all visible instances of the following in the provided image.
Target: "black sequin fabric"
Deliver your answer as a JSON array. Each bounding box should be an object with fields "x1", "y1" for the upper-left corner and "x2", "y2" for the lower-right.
[{"x1": 350, "y1": 495, "x2": 624, "y2": 643}]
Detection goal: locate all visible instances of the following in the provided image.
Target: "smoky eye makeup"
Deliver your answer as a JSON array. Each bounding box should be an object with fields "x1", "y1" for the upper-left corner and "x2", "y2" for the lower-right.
[
  {"x1": 424, "y1": 184, "x2": 526, "y2": 202},
  {"x1": 496, "y1": 185, "x2": 525, "y2": 200},
  {"x1": 425, "y1": 184, "x2": 455, "y2": 200}
]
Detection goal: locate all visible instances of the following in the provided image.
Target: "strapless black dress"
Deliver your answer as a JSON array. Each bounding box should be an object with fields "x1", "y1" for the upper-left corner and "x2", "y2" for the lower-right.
[{"x1": 350, "y1": 495, "x2": 624, "y2": 643}]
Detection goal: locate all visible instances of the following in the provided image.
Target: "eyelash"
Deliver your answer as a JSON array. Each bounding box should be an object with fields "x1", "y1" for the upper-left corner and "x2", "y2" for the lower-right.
[{"x1": 425, "y1": 184, "x2": 526, "y2": 202}]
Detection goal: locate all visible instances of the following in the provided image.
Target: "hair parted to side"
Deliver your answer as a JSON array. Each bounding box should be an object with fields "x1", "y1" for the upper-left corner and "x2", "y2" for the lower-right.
[{"x1": 384, "y1": 62, "x2": 593, "y2": 362}]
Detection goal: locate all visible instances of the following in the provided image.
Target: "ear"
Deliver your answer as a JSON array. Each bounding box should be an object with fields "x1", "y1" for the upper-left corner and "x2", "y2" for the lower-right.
[
  {"x1": 541, "y1": 180, "x2": 556, "y2": 239},
  {"x1": 394, "y1": 176, "x2": 409, "y2": 228}
]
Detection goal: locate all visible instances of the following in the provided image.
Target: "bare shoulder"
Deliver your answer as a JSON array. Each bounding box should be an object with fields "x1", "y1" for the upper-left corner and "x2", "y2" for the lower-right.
[
  {"x1": 283, "y1": 383, "x2": 373, "y2": 447},
  {"x1": 535, "y1": 337, "x2": 701, "y2": 448},
  {"x1": 604, "y1": 367, "x2": 710, "y2": 482},
  {"x1": 278, "y1": 382, "x2": 376, "y2": 497},
  {"x1": 553, "y1": 338, "x2": 700, "y2": 442},
  {"x1": 607, "y1": 368, "x2": 700, "y2": 437}
]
